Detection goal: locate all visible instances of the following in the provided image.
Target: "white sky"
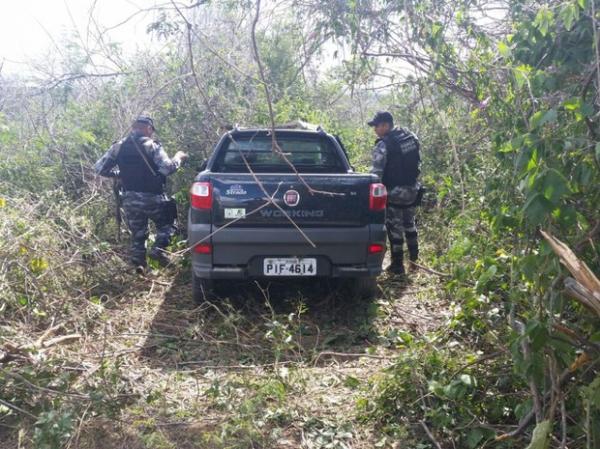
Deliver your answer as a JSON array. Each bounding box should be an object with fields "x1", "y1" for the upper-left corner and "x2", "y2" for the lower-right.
[{"x1": 0, "y1": 0, "x2": 161, "y2": 74}]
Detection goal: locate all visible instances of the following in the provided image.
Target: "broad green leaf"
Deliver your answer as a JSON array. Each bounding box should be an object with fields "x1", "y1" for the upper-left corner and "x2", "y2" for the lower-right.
[
  {"x1": 563, "y1": 97, "x2": 581, "y2": 111},
  {"x1": 77, "y1": 130, "x2": 97, "y2": 144},
  {"x1": 574, "y1": 162, "x2": 593, "y2": 186},
  {"x1": 343, "y1": 376, "x2": 360, "y2": 389},
  {"x1": 476, "y1": 265, "x2": 497, "y2": 291},
  {"x1": 466, "y1": 428, "x2": 485, "y2": 449},
  {"x1": 497, "y1": 41, "x2": 511, "y2": 58},
  {"x1": 459, "y1": 374, "x2": 477, "y2": 387},
  {"x1": 431, "y1": 22, "x2": 443, "y2": 38},
  {"x1": 526, "y1": 152, "x2": 539, "y2": 173},
  {"x1": 524, "y1": 420, "x2": 551, "y2": 449},
  {"x1": 520, "y1": 254, "x2": 543, "y2": 280},
  {"x1": 513, "y1": 65, "x2": 532, "y2": 89},
  {"x1": 530, "y1": 111, "x2": 544, "y2": 129},
  {"x1": 526, "y1": 320, "x2": 549, "y2": 351},
  {"x1": 530, "y1": 109, "x2": 557, "y2": 129},
  {"x1": 581, "y1": 102, "x2": 594, "y2": 117},
  {"x1": 498, "y1": 141, "x2": 515, "y2": 153},
  {"x1": 540, "y1": 168, "x2": 570, "y2": 203},
  {"x1": 553, "y1": 206, "x2": 578, "y2": 227},
  {"x1": 30, "y1": 257, "x2": 48, "y2": 274},
  {"x1": 515, "y1": 400, "x2": 533, "y2": 420},
  {"x1": 523, "y1": 193, "x2": 553, "y2": 225},
  {"x1": 534, "y1": 6, "x2": 555, "y2": 36},
  {"x1": 559, "y1": 3, "x2": 580, "y2": 30},
  {"x1": 516, "y1": 147, "x2": 537, "y2": 174}
]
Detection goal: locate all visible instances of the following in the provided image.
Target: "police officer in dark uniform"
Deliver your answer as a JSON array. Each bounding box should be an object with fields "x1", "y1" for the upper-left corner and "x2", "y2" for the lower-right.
[
  {"x1": 369, "y1": 111, "x2": 421, "y2": 275},
  {"x1": 94, "y1": 116, "x2": 188, "y2": 270}
]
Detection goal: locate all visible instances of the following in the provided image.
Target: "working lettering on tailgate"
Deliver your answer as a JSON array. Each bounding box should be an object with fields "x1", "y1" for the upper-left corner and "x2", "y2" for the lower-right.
[{"x1": 260, "y1": 209, "x2": 324, "y2": 218}]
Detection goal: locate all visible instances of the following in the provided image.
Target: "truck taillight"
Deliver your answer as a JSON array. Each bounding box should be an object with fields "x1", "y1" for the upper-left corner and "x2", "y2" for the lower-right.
[
  {"x1": 193, "y1": 243, "x2": 212, "y2": 254},
  {"x1": 369, "y1": 183, "x2": 387, "y2": 211},
  {"x1": 368, "y1": 243, "x2": 384, "y2": 254},
  {"x1": 190, "y1": 182, "x2": 212, "y2": 209}
]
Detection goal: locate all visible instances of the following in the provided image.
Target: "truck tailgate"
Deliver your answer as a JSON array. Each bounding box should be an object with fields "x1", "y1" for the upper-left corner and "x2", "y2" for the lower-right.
[{"x1": 209, "y1": 173, "x2": 374, "y2": 227}]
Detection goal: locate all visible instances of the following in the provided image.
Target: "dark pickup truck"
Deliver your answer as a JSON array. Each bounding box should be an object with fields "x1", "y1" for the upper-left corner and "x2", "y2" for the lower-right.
[{"x1": 187, "y1": 126, "x2": 387, "y2": 302}]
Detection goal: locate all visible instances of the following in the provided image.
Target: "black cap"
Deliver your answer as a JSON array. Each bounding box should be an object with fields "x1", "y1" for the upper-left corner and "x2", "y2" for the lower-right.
[
  {"x1": 134, "y1": 115, "x2": 155, "y2": 131},
  {"x1": 367, "y1": 111, "x2": 394, "y2": 127}
]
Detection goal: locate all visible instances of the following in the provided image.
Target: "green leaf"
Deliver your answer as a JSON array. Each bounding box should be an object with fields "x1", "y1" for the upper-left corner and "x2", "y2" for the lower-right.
[
  {"x1": 515, "y1": 400, "x2": 533, "y2": 420},
  {"x1": 523, "y1": 193, "x2": 553, "y2": 225},
  {"x1": 513, "y1": 65, "x2": 532, "y2": 89},
  {"x1": 498, "y1": 140, "x2": 516, "y2": 153},
  {"x1": 524, "y1": 420, "x2": 552, "y2": 449},
  {"x1": 466, "y1": 428, "x2": 485, "y2": 449},
  {"x1": 476, "y1": 265, "x2": 497, "y2": 292},
  {"x1": 577, "y1": 0, "x2": 587, "y2": 9},
  {"x1": 530, "y1": 109, "x2": 557, "y2": 129},
  {"x1": 534, "y1": 6, "x2": 555, "y2": 36},
  {"x1": 497, "y1": 41, "x2": 511, "y2": 58},
  {"x1": 343, "y1": 376, "x2": 360, "y2": 389},
  {"x1": 563, "y1": 97, "x2": 581, "y2": 111},
  {"x1": 581, "y1": 102, "x2": 594, "y2": 117},
  {"x1": 595, "y1": 143, "x2": 600, "y2": 163},
  {"x1": 540, "y1": 168, "x2": 570, "y2": 203},
  {"x1": 77, "y1": 130, "x2": 97, "y2": 145},
  {"x1": 459, "y1": 374, "x2": 477, "y2": 387},
  {"x1": 526, "y1": 320, "x2": 548, "y2": 351},
  {"x1": 559, "y1": 3, "x2": 580, "y2": 30}
]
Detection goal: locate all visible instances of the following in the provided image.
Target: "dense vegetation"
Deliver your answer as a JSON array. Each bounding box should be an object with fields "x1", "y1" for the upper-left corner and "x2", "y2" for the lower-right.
[{"x1": 1, "y1": 0, "x2": 599, "y2": 448}]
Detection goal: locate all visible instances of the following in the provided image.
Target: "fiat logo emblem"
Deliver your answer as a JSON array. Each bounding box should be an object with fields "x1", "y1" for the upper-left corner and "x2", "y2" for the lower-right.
[{"x1": 283, "y1": 190, "x2": 300, "y2": 207}]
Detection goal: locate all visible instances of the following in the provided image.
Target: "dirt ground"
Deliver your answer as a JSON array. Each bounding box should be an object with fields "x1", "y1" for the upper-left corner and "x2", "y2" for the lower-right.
[{"x1": 2, "y1": 263, "x2": 451, "y2": 449}]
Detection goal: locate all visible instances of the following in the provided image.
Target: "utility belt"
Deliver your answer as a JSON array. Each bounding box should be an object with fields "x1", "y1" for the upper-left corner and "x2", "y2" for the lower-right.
[
  {"x1": 387, "y1": 182, "x2": 426, "y2": 208},
  {"x1": 120, "y1": 190, "x2": 178, "y2": 223}
]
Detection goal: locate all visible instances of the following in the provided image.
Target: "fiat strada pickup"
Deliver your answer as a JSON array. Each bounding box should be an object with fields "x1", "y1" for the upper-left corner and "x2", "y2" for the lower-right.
[{"x1": 187, "y1": 126, "x2": 387, "y2": 302}]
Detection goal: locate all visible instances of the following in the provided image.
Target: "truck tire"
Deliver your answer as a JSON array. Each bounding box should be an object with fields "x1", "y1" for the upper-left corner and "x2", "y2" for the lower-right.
[
  {"x1": 192, "y1": 274, "x2": 217, "y2": 303},
  {"x1": 351, "y1": 276, "x2": 378, "y2": 300}
]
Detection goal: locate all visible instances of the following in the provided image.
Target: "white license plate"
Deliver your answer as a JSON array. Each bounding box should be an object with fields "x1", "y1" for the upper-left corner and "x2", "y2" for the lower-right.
[
  {"x1": 224, "y1": 208, "x2": 246, "y2": 219},
  {"x1": 263, "y1": 258, "x2": 317, "y2": 276}
]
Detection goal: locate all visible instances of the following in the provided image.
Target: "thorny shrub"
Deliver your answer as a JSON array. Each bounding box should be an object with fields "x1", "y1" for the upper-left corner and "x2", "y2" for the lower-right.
[{"x1": 0, "y1": 184, "x2": 138, "y2": 445}]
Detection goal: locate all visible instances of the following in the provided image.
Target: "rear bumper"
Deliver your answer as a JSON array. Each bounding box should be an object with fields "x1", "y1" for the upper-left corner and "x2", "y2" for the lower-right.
[
  {"x1": 193, "y1": 265, "x2": 382, "y2": 279},
  {"x1": 188, "y1": 223, "x2": 386, "y2": 280}
]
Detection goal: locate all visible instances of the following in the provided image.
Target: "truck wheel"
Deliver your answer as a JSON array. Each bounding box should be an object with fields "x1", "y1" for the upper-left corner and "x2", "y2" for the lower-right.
[
  {"x1": 352, "y1": 276, "x2": 378, "y2": 300},
  {"x1": 192, "y1": 274, "x2": 217, "y2": 303}
]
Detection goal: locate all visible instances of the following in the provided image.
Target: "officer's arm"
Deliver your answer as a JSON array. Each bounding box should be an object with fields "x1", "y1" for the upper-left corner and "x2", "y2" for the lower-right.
[
  {"x1": 370, "y1": 140, "x2": 387, "y2": 180},
  {"x1": 94, "y1": 142, "x2": 120, "y2": 178},
  {"x1": 150, "y1": 142, "x2": 184, "y2": 177}
]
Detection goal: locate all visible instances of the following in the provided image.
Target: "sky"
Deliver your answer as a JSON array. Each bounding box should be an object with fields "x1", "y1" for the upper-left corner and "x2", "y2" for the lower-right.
[{"x1": 0, "y1": 0, "x2": 161, "y2": 74}]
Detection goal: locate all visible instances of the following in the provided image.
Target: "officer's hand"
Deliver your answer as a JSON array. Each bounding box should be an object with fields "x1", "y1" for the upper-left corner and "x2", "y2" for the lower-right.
[{"x1": 175, "y1": 151, "x2": 189, "y2": 161}]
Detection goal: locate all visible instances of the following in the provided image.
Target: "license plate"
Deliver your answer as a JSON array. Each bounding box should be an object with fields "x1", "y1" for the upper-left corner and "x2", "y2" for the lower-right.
[
  {"x1": 224, "y1": 208, "x2": 246, "y2": 219},
  {"x1": 263, "y1": 258, "x2": 317, "y2": 276}
]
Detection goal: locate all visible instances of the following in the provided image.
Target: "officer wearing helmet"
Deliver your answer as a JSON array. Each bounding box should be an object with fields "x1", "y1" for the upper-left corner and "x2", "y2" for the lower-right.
[{"x1": 94, "y1": 116, "x2": 188, "y2": 270}]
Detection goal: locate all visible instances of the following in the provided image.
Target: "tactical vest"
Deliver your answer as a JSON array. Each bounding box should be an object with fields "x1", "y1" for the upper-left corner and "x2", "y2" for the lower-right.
[
  {"x1": 381, "y1": 129, "x2": 420, "y2": 189},
  {"x1": 116, "y1": 135, "x2": 166, "y2": 194}
]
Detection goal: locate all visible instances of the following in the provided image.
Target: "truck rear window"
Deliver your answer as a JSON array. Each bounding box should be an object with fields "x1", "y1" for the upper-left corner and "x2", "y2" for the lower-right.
[{"x1": 213, "y1": 135, "x2": 346, "y2": 173}]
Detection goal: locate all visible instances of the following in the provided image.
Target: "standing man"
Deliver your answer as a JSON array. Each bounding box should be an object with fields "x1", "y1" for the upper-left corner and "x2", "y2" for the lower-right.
[
  {"x1": 95, "y1": 116, "x2": 188, "y2": 270},
  {"x1": 368, "y1": 111, "x2": 421, "y2": 275}
]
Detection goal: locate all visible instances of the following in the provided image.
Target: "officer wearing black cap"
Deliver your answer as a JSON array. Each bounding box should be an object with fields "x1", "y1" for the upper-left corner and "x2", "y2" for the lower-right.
[
  {"x1": 94, "y1": 115, "x2": 188, "y2": 270},
  {"x1": 369, "y1": 111, "x2": 421, "y2": 275}
]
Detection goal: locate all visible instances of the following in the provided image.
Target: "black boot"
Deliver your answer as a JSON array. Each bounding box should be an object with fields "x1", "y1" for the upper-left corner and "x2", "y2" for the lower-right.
[
  {"x1": 386, "y1": 252, "x2": 405, "y2": 275},
  {"x1": 407, "y1": 245, "x2": 419, "y2": 272}
]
